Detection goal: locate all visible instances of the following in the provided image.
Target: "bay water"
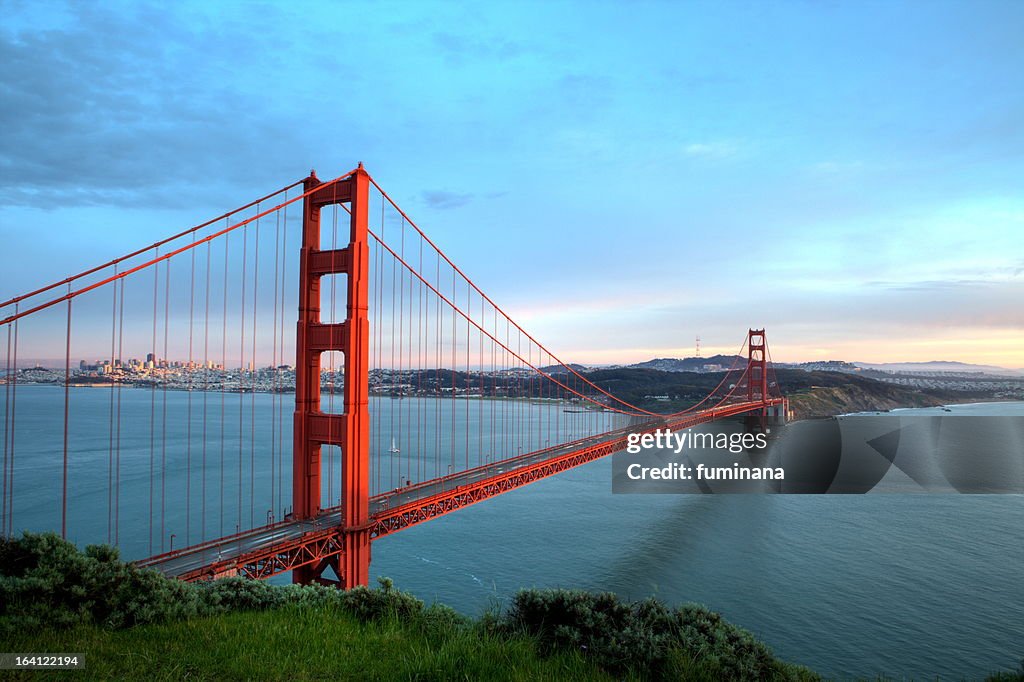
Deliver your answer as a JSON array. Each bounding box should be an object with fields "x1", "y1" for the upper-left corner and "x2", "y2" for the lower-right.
[{"x1": 2, "y1": 386, "x2": 1022, "y2": 679}]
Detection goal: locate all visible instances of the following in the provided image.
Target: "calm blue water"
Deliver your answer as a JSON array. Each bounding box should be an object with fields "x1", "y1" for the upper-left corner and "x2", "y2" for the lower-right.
[
  {"x1": 0, "y1": 386, "x2": 623, "y2": 554},
  {"x1": 368, "y1": 400, "x2": 1024, "y2": 680},
  {"x1": 2, "y1": 387, "x2": 1022, "y2": 680}
]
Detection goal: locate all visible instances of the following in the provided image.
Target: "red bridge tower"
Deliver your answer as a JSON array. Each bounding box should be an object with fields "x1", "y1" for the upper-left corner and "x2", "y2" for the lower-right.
[
  {"x1": 292, "y1": 166, "x2": 371, "y2": 587},
  {"x1": 747, "y1": 328, "x2": 768, "y2": 403}
]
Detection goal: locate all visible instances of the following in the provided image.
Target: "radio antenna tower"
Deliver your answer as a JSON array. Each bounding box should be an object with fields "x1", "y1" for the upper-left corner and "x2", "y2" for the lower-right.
[{"x1": 695, "y1": 335, "x2": 701, "y2": 358}]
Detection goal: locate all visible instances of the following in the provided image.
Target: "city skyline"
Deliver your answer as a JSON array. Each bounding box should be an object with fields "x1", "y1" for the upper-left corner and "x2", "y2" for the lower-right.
[{"x1": 2, "y1": 1, "x2": 1022, "y2": 368}]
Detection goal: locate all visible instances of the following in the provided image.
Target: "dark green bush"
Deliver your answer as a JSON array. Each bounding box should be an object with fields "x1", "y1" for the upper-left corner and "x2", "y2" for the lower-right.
[
  {"x1": 506, "y1": 588, "x2": 653, "y2": 673},
  {"x1": 0, "y1": 533, "x2": 424, "y2": 634},
  {"x1": 200, "y1": 575, "x2": 290, "y2": 612},
  {"x1": 334, "y1": 576, "x2": 423, "y2": 622},
  {"x1": 0, "y1": 532, "x2": 201, "y2": 631},
  {"x1": 504, "y1": 588, "x2": 817, "y2": 681},
  {"x1": 417, "y1": 601, "x2": 472, "y2": 639}
]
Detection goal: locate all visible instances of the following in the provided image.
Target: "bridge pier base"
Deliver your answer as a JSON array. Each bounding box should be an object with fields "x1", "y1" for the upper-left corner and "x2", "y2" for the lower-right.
[
  {"x1": 342, "y1": 529, "x2": 371, "y2": 588},
  {"x1": 767, "y1": 402, "x2": 787, "y2": 425},
  {"x1": 291, "y1": 531, "x2": 369, "y2": 588},
  {"x1": 742, "y1": 408, "x2": 785, "y2": 433}
]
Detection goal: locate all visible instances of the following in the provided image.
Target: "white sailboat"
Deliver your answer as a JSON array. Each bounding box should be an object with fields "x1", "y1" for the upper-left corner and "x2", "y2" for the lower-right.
[{"x1": 389, "y1": 438, "x2": 401, "y2": 454}]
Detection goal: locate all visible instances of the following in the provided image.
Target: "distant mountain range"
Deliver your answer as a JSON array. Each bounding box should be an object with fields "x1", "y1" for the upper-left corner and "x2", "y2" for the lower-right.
[
  {"x1": 622, "y1": 356, "x2": 1023, "y2": 377},
  {"x1": 852, "y1": 360, "x2": 1024, "y2": 377}
]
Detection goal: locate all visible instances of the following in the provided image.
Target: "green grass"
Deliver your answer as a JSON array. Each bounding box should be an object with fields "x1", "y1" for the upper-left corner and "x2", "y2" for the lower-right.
[{"x1": 0, "y1": 603, "x2": 611, "y2": 681}]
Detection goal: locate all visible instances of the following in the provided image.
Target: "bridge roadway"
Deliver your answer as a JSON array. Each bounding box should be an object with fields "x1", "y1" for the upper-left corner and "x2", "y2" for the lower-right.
[{"x1": 137, "y1": 399, "x2": 782, "y2": 581}]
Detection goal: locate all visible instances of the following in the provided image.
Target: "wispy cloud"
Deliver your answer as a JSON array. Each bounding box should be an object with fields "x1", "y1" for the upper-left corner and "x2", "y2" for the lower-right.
[
  {"x1": 422, "y1": 190, "x2": 473, "y2": 210},
  {"x1": 863, "y1": 279, "x2": 994, "y2": 292},
  {"x1": 431, "y1": 31, "x2": 525, "y2": 66},
  {"x1": 0, "y1": 4, "x2": 310, "y2": 208},
  {"x1": 682, "y1": 141, "x2": 739, "y2": 159}
]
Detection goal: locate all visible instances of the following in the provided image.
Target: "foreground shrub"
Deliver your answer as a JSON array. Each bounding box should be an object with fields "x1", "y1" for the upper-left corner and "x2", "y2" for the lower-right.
[
  {"x1": 418, "y1": 601, "x2": 472, "y2": 636},
  {"x1": 503, "y1": 588, "x2": 817, "y2": 681},
  {"x1": 200, "y1": 575, "x2": 292, "y2": 612},
  {"x1": 0, "y1": 532, "x2": 201, "y2": 631},
  {"x1": 0, "y1": 533, "x2": 425, "y2": 633},
  {"x1": 334, "y1": 576, "x2": 424, "y2": 622}
]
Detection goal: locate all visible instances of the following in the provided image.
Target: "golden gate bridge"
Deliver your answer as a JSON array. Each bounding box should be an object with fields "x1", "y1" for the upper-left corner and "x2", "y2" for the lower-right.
[{"x1": 0, "y1": 165, "x2": 786, "y2": 588}]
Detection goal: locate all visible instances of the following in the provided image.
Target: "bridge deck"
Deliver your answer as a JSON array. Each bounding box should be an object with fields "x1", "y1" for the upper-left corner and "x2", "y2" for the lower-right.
[{"x1": 137, "y1": 399, "x2": 782, "y2": 581}]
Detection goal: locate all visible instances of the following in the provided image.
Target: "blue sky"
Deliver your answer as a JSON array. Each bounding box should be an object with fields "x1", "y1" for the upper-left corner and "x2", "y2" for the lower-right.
[{"x1": 1, "y1": 0, "x2": 1022, "y2": 366}]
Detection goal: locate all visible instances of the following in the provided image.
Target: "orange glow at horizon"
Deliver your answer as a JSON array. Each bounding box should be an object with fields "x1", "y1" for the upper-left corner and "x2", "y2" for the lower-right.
[{"x1": 557, "y1": 328, "x2": 1024, "y2": 369}]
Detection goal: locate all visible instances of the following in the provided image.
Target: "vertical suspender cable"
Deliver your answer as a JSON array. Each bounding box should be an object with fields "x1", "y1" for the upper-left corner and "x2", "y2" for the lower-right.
[
  {"x1": 220, "y1": 226, "x2": 229, "y2": 537},
  {"x1": 278, "y1": 198, "x2": 288, "y2": 517},
  {"x1": 5, "y1": 306, "x2": 16, "y2": 536},
  {"x1": 61, "y1": 288, "x2": 71, "y2": 539},
  {"x1": 478, "y1": 294, "x2": 483, "y2": 466},
  {"x1": 202, "y1": 239, "x2": 211, "y2": 540},
  {"x1": 250, "y1": 206, "x2": 260, "y2": 528},
  {"x1": 454, "y1": 266, "x2": 458, "y2": 473},
  {"x1": 149, "y1": 248, "x2": 159, "y2": 554},
  {"x1": 389, "y1": 209, "x2": 396, "y2": 486},
  {"x1": 186, "y1": 234, "x2": 196, "y2": 546},
  {"x1": 271, "y1": 206, "x2": 280, "y2": 520},
  {"x1": 502, "y1": 309, "x2": 506, "y2": 461},
  {"x1": 373, "y1": 206, "x2": 383, "y2": 493},
  {"x1": 373, "y1": 201, "x2": 381, "y2": 488},
  {"x1": 417, "y1": 239, "x2": 424, "y2": 485},
  {"x1": 161, "y1": 261, "x2": 170, "y2": 551},
  {"x1": 398, "y1": 216, "x2": 405, "y2": 484},
  {"x1": 464, "y1": 281, "x2": 469, "y2": 469},
  {"x1": 406, "y1": 226, "x2": 414, "y2": 482},
  {"x1": 491, "y1": 306, "x2": 496, "y2": 462},
  {"x1": 238, "y1": 222, "x2": 247, "y2": 529},
  {"x1": 516, "y1": 330, "x2": 521, "y2": 457},
  {"x1": 2, "y1": 311, "x2": 11, "y2": 535},
  {"x1": 108, "y1": 266, "x2": 117, "y2": 544},
  {"x1": 437, "y1": 260, "x2": 444, "y2": 481},
  {"x1": 115, "y1": 277, "x2": 125, "y2": 546}
]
